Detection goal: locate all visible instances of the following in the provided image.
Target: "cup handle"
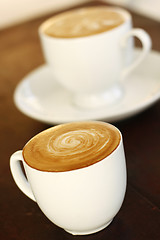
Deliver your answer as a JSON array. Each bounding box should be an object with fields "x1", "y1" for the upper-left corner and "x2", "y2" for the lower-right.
[
  {"x1": 10, "y1": 150, "x2": 36, "y2": 202},
  {"x1": 121, "y1": 28, "x2": 152, "y2": 80}
]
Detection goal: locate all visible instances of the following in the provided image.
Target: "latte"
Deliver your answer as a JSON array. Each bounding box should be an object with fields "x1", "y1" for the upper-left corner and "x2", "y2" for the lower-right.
[
  {"x1": 43, "y1": 6, "x2": 125, "y2": 38},
  {"x1": 23, "y1": 121, "x2": 121, "y2": 172}
]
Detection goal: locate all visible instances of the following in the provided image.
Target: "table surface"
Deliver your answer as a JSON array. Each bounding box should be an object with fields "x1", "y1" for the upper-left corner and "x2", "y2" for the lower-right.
[{"x1": 0, "y1": 1, "x2": 160, "y2": 240}]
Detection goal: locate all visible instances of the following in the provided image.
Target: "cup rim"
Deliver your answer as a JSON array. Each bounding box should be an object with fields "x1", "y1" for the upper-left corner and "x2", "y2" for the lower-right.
[
  {"x1": 22, "y1": 121, "x2": 123, "y2": 174},
  {"x1": 39, "y1": 6, "x2": 131, "y2": 40}
]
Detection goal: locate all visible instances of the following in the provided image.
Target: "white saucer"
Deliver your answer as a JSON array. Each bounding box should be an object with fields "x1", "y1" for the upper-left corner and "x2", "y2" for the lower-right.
[{"x1": 14, "y1": 49, "x2": 160, "y2": 124}]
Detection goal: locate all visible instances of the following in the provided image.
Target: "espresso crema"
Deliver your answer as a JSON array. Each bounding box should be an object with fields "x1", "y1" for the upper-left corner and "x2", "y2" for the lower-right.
[
  {"x1": 43, "y1": 6, "x2": 125, "y2": 38},
  {"x1": 23, "y1": 121, "x2": 121, "y2": 172}
]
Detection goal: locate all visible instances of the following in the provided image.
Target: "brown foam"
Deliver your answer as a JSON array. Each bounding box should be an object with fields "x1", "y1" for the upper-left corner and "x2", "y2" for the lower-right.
[
  {"x1": 23, "y1": 121, "x2": 121, "y2": 172},
  {"x1": 43, "y1": 6, "x2": 125, "y2": 38}
]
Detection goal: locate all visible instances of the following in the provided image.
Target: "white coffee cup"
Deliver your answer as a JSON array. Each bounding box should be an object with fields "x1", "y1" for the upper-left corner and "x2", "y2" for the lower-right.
[
  {"x1": 10, "y1": 123, "x2": 126, "y2": 235},
  {"x1": 39, "y1": 6, "x2": 151, "y2": 109}
]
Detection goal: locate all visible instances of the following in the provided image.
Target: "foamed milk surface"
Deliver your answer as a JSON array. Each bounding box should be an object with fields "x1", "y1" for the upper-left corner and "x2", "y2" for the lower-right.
[
  {"x1": 23, "y1": 122, "x2": 121, "y2": 172},
  {"x1": 43, "y1": 7, "x2": 125, "y2": 38}
]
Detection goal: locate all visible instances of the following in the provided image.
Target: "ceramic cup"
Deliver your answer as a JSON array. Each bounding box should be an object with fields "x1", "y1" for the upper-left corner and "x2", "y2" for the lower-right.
[
  {"x1": 10, "y1": 122, "x2": 126, "y2": 235},
  {"x1": 39, "y1": 6, "x2": 151, "y2": 109}
]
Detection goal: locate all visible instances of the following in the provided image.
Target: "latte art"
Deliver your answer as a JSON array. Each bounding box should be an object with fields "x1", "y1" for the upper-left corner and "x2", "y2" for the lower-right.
[
  {"x1": 47, "y1": 129, "x2": 109, "y2": 157},
  {"x1": 43, "y1": 6, "x2": 125, "y2": 38},
  {"x1": 23, "y1": 122, "x2": 121, "y2": 172}
]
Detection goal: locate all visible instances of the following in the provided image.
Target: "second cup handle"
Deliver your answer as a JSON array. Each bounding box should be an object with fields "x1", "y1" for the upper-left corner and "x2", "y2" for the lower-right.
[
  {"x1": 10, "y1": 150, "x2": 36, "y2": 202},
  {"x1": 121, "y1": 28, "x2": 152, "y2": 80}
]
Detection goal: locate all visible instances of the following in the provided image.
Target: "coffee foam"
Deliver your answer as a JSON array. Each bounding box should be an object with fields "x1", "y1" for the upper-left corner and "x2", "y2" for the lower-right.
[
  {"x1": 43, "y1": 6, "x2": 125, "y2": 38},
  {"x1": 23, "y1": 121, "x2": 121, "y2": 172}
]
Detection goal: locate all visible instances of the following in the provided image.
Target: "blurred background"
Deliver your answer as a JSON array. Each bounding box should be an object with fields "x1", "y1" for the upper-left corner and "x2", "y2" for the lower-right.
[{"x1": 0, "y1": 0, "x2": 160, "y2": 30}]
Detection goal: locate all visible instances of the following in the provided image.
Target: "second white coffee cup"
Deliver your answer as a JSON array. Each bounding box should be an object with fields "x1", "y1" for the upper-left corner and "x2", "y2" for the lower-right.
[{"x1": 39, "y1": 6, "x2": 151, "y2": 108}]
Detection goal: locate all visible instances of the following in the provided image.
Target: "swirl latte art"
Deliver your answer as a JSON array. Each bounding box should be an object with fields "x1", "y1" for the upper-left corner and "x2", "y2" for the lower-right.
[
  {"x1": 23, "y1": 122, "x2": 121, "y2": 172},
  {"x1": 43, "y1": 6, "x2": 125, "y2": 38}
]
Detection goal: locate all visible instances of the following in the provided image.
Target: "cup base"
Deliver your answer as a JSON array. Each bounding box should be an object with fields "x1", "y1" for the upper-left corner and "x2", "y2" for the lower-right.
[
  {"x1": 65, "y1": 219, "x2": 113, "y2": 235},
  {"x1": 73, "y1": 84, "x2": 123, "y2": 109}
]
